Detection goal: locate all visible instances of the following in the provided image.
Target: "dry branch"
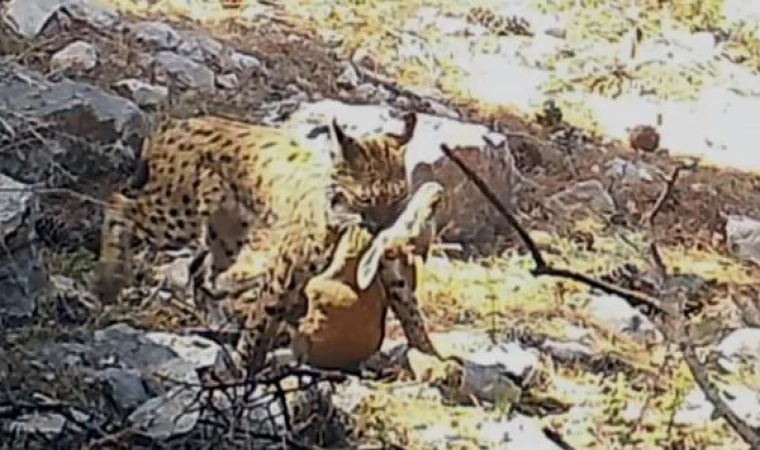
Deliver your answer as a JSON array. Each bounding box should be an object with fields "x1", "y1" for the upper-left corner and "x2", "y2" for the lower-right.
[
  {"x1": 439, "y1": 143, "x2": 667, "y2": 315},
  {"x1": 439, "y1": 143, "x2": 760, "y2": 447}
]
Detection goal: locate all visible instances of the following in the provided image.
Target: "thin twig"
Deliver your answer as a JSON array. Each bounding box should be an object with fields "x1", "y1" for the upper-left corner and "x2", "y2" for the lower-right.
[{"x1": 641, "y1": 159, "x2": 699, "y2": 228}]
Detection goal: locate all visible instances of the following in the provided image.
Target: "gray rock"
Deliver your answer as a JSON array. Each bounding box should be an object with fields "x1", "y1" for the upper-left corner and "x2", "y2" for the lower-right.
[
  {"x1": 96, "y1": 367, "x2": 151, "y2": 413},
  {"x1": 603, "y1": 157, "x2": 663, "y2": 184},
  {"x1": 128, "y1": 385, "x2": 200, "y2": 439},
  {"x1": 424, "y1": 98, "x2": 460, "y2": 120},
  {"x1": 546, "y1": 179, "x2": 617, "y2": 217},
  {"x1": 2, "y1": 0, "x2": 117, "y2": 38},
  {"x1": 540, "y1": 339, "x2": 595, "y2": 363},
  {"x1": 0, "y1": 174, "x2": 44, "y2": 323},
  {"x1": 49, "y1": 40, "x2": 99, "y2": 72},
  {"x1": 144, "y1": 332, "x2": 227, "y2": 372},
  {"x1": 0, "y1": 62, "x2": 147, "y2": 184},
  {"x1": 177, "y1": 32, "x2": 224, "y2": 64},
  {"x1": 129, "y1": 21, "x2": 182, "y2": 51},
  {"x1": 336, "y1": 63, "x2": 360, "y2": 89},
  {"x1": 230, "y1": 51, "x2": 264, "y2": 75},
  {"x1": 37, "y1": 1, "x2": 122, "y2": 37},
  {"x1": 147, "y1": 357, "x2": 202, "y2": 386},
  {"x1": 674, "y1": 383, "x2": 760, "y2": 428},
  {"x1": 9, "y1": 405, "x2": 90, "y2": 437},
  {"x1": 352, "y1": 83, "x2": 382, "y2": 101},
  {"x1": 112, "y1": 78, "x2": 168, "y2": 108},
  {"x1": 153, "y1": 51, "x2": 215, "y2": 92},
  {"x1": 34, "y1": 323, "x2": 178, "y2": 371},
  {"x1": 725, "y1": 214, "x2": 760, "y2": 266},
  {"x1": 584, "y1": 293, "x2": 663, "y2": 344},
  {"x1": 449, "y1": 342, "x2": 538, "y2": 405},
  {"x1": 215, "y1": 72, "x2": 239, "y2": 90}
]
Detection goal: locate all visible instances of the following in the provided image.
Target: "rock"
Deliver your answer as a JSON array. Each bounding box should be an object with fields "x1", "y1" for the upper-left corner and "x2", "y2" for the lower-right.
[
  {"x1": 674, "y1": 383, "x2": 760, "y2": 428},
  {"x1": 715, "y1": 327, "x2": 760, "y2": 374},
  {"x1": 129, "y1": 21, "x2": 182, "y2": 51},
  {"x1": 0, "y1": 62, "x2": 147, "y2": 184},
  {"x1": 446, "y1": 342, "x2": 538, "y2": 405},
  {"x1": 350, "y1": 83, "x2": 381, "y2": 101},
  {"x1": 96, "y1": 367, "x2": 151, "y2": 413},
  {"x1": 153, "y1": 51, "x2": 215, "y2": 92},
  {"x1": 724, "y1": 215, "x2": 760, "y2": 266},
  {"x1": 177, "y1": 32, "x2": 224, "y2": 64},
  {"x1": 230, "y1": 51, "x2": 265, "y2": 75},
  {"x1": 2, "y1": 0, "x2": 118, "y2": 38},
  {"x1": 9, "y1": 402, "x2": 90, "y2": 437},
  {"x1": 336, "y1": 63, "x2": 360, "y2": 89},
  {"x1": 603, "y1": 157, "x2": 662, "y2": 184},
  {"x1": 628, "y1": 125, "x2": 660, "y2": 152},
  {"x1": 285, "y1": 100, "x2": 526, "y2": 251},
  {"x1": 540, "y1": 339, "x2": 595, "y2": 363},
  {"x1": 215, "y1": 72, "x2": 239, "y2": 89},
  {"x1": 583, "y1": 293, "x2": 663, "y2": 344},
  {"x1": 128, "y1": 385, "x2": 200, "y2": 439},
  {"x1": 330, "y1": 376, "x2": 374, "y2": 413},
  {"x1": 423, "y1": 98, "x2": 460, "y2": 120},
  {"x1": 33, "y1": 323, "x2": 228, "y2": 378},
  {"x1": 37, "y1": 1, "x2": 122, "y2": 37},
  {"x1": 144, "y1": 332, "x2": 228, "y2": 372},
  {"x1": 382, "y1": 331, "x2": 539, "y2": 405},
  {"x1": 546, "y1": 179, "x2": 616, "y2": 218},
  {"x1": 0, "y1": 174, "x2": 44, "y2": 323},
  {"x1": 49, "y1": 40, "x2": 99, "y2": 72},
  {"x1": 112, "y1": 78, "x2": 169, "y2": 108}
]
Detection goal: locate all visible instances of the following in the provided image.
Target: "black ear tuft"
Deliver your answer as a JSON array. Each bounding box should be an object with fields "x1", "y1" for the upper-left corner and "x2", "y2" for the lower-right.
[{"x1": 331, "y1": 118, "x2": 349, "y2": 146}]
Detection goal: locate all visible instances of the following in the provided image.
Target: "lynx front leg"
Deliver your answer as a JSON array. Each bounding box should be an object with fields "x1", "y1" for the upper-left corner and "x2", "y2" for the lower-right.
[{"x1": 380, "y1": 258, "x2": 442, "y2": 360}]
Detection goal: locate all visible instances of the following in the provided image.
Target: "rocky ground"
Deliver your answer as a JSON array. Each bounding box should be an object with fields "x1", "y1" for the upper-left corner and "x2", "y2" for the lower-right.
[{"x1": 3, "y1": 0, "x2": 760, "y2": 448}]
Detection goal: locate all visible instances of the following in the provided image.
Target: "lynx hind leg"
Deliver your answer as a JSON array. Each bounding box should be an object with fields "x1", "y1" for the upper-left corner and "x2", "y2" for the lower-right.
[
  {"x1": 94, "y1": 192, "x2": 138, "y2": 304},
  {"x1": 356, "y1": 181, "x2": 444, "y2": 291},
  {"x1": 381, "y1": 258, "x2": 441, "y2": 359}
]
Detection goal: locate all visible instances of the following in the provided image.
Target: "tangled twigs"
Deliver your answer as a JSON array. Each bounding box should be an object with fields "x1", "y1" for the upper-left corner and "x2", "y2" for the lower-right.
[{"x1": 439, "y1": 143, "x2": 667, "y2": 315}]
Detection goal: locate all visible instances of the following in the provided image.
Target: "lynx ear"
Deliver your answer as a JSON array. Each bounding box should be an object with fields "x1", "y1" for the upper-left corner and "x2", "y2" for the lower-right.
[
  {"x1": 390, "y1": 111, "x2": 417, "y2": 146},
  {"x1": 329, "y1": 117, "x2": 362, "y2": 165}
]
